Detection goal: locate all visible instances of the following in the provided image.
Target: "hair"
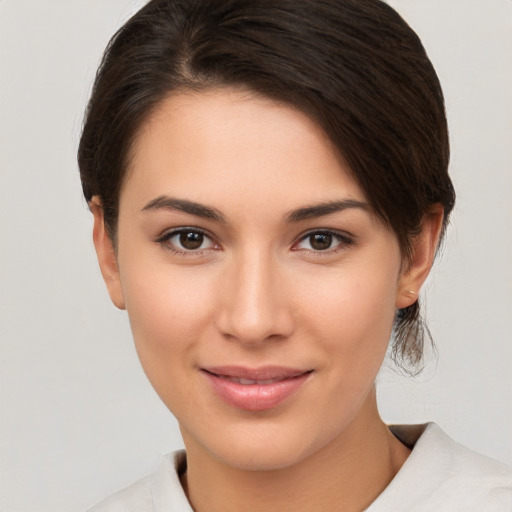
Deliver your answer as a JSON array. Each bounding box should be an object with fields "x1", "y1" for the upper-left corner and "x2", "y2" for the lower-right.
[{"x1": 78, "y1": 0, "x2": 455, "y2": 373}]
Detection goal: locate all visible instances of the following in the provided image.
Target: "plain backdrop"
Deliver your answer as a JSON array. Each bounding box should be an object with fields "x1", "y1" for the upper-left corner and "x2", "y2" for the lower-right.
[{"x1": 0, "y1": 1, "x2": 511, "y2": 510}]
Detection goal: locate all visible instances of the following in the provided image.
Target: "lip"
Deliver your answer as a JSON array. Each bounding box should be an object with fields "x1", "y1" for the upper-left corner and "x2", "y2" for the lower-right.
[{"x1": 201, "y1": 365, "x2": 313, "y2": 411}]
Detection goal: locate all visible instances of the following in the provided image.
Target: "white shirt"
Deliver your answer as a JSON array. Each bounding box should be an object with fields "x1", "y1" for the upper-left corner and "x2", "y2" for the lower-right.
[{"x1": 88, "y1": 423, "x2": 512, "y2": 511}]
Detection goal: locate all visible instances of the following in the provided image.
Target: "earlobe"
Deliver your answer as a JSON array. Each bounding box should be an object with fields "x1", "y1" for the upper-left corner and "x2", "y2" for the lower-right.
[
  {"x1": 90, "y1": 197, "x2": 126, "y2": 310},
  {"x1": 396, "y1": 205, "x2": 445, "y2": 309}
]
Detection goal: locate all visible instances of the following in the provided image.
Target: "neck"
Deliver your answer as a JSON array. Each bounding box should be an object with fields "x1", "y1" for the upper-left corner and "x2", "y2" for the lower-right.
[{"x1": 182, "y1": 388, "x2": 410, "y2": 512}]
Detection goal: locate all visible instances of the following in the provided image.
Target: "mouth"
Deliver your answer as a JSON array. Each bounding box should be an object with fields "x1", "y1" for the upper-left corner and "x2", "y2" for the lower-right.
[
  {"x1": 219, "y1": 376, "x2": 293, "y2": 385},
  {"x1": 201, "y1": 366, "x2": 313, "y2": 411}
]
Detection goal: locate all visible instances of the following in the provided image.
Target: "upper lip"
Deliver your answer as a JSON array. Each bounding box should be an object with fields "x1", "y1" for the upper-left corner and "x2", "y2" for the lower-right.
[{"x1": 202, "y1": 365, "x2": 312, "y2": 381}]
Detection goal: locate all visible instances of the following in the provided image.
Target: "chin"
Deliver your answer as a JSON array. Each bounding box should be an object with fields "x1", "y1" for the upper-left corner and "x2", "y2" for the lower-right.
[
  {"x1": 182, "y1": 416, "x2": 340, "y2": 473},
  {"x1": 214, "y1": 441, "x2": 313, "y2": 472}
]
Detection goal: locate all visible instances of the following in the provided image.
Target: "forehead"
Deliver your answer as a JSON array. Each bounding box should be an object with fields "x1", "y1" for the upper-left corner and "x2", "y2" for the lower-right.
[{"x1": 122, "y1": 87, "x2": 366, "y2": 214}]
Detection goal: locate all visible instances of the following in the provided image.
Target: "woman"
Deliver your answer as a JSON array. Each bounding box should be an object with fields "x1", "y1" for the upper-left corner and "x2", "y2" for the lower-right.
[{"x1": 79, "y1": 0, "x2": 512, "y2": 510}]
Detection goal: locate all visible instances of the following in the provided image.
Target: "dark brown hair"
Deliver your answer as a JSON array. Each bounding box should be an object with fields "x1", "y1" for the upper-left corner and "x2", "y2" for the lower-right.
[{"x1": 78, "y1": 0, "x2": 455, "y2": 373}]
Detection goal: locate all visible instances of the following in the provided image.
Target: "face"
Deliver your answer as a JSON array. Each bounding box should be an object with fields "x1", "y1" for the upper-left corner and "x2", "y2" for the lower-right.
[{"x1": 96, "y1": 88, "x2": 417, "y2": 471}]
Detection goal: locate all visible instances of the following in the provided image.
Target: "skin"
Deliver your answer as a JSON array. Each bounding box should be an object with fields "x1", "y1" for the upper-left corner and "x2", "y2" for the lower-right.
[{"x1": 92, "y1": 88, "x2": 443, "y2": 512}]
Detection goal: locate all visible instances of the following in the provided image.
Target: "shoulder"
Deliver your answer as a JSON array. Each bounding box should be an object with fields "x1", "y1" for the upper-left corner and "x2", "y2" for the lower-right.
[
  {"x1": 418, "y1": 423, "x2": 512, "y2": 505},
  {"x1": 87, "y1": 450, "x2": 192, "y2": 512},
  {"x1": 369, "y1": 423, "x2": 512, "y2": 511},
  {"x1": 87, "y1": 476, "x2": 152, "y2": 512}
]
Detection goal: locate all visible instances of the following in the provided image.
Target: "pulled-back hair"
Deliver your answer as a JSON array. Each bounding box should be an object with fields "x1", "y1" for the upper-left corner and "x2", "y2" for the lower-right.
[{"x1": 78, "y1": 0, "x2": 455, "y2": 373}]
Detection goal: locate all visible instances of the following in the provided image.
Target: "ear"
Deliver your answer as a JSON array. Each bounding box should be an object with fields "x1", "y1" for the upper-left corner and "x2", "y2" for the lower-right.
[
  {"x1": 396, "y1": 205, "x2": 445, "y2": 309},
  {"x1": 90, "y1": 197, "x2": 126, "y2": 310}
]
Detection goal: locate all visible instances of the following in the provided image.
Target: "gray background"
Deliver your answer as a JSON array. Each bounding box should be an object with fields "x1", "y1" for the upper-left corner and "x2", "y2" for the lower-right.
[{"x1": 0, "y1": 1, "x2": 511, "y2": 510}]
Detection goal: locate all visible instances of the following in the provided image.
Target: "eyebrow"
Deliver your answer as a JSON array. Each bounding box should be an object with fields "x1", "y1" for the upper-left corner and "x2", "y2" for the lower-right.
[
  {"x1": 141, "y1": 196, "x2": 226, "y2": 222},
  {"x1": 141, "y1": 195, "x2": 368, "y2": 224},
  {"x1": 285, "y1": 199, "x2": 369, "y2": 222}
]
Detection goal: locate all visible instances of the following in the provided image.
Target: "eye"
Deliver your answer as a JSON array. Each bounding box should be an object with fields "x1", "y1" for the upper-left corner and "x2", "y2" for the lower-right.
[
  {"x1": 294, "y1": 230, "x2": 352, "y2": 252},
  {"x1": 157, "y1": 228, "x2": 218, "y2": 253}
]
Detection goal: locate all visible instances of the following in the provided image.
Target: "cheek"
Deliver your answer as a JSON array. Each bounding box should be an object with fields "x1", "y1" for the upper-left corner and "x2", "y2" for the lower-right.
[
  {"x1": 293, "y1": 266, "x2": 399, "y2": 436},
  {"x1": 297, "y1": 261, "x2": 399, "y2": 365},
  {"x1": 119, "y1": 260, "x2": 215, "y2": 378}
]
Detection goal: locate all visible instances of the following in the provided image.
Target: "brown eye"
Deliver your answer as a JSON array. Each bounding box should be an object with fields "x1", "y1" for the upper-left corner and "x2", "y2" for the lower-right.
[
  {"x1": 309, "y1": 233, "x2": 333, "y2": 250},
  {"x1": 160, "y1": 228, "x2": 216, "y2": 253},
  {"x1": 294, "y1": 230, "x2": 353, "y2": 253},
  {"x1": 180, "y1": 231, "x2": 204, "y2": 250}
]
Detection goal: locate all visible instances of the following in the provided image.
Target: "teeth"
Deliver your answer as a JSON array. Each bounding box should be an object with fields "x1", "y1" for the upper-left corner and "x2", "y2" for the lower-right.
[
  {"x1": 238, "y1": 378, "x2": 258, "y2": 385},
  {"x1": 225, "y1": 376, "x2": 281, "y2": 385}
]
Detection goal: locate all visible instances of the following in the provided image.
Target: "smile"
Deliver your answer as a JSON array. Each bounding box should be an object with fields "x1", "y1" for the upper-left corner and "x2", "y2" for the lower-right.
[
  {"x1": 223, "y1": 376, "x2": 286, "y2": 385},
  {"x1": 201, "y1": 366, "x2": 313, "y2": 411}
]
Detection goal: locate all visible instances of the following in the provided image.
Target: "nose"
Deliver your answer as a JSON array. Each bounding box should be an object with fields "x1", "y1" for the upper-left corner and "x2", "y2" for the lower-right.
[{"x1": 216, "y1": 249, "x2": 294, "y2": 345}]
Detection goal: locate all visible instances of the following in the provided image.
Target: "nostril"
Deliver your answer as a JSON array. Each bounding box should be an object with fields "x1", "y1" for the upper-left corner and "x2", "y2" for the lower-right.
[{"x1": 216, "y1": 306, "x2": 294, "y2": 345}]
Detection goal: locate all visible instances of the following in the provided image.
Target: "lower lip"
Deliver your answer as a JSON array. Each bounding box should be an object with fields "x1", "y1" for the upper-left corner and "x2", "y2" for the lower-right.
[{"x1": 203, "y1": 371, "x2": 312, "y2": 411}]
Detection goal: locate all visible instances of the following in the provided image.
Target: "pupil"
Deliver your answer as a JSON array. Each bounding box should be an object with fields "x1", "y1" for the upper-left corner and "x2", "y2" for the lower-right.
[
  {"x1": 180, "y1": 232, "x2": 203, "y2": 250},
  {"x1": 311, "y1": 233, "x2": 332, "y2": 250}
]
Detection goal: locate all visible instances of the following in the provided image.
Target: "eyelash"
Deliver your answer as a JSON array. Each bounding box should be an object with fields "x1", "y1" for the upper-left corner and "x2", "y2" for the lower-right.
[
  {"x1": 155, "y1": 227, "x2": 220, "y2": 257},
  {"x1": 292, "y1": 229, "x2": 354, "y2": 255},
  {"x1": 155, "y1": 228, "x2": 354, "y2": 256}
]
